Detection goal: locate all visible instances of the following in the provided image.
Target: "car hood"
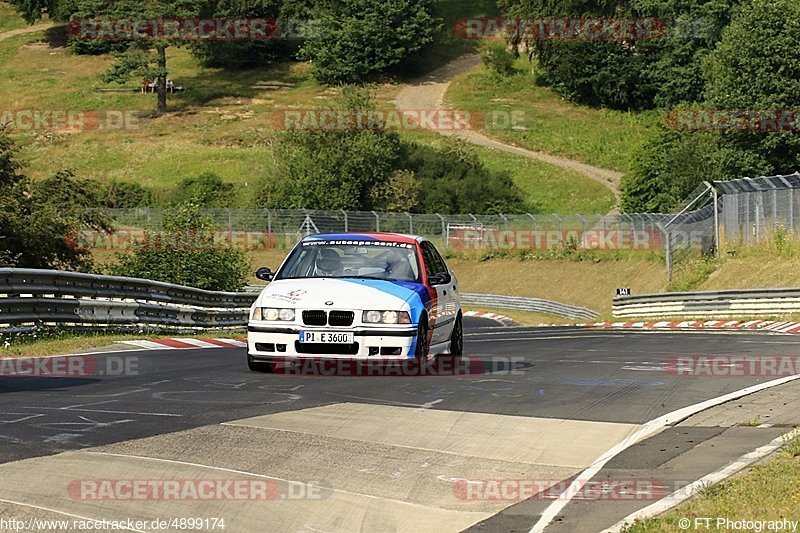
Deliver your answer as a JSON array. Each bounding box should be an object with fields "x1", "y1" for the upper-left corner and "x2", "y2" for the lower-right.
[{"x1": 255, "y1": 278, "x2": 430, "y2": 313}]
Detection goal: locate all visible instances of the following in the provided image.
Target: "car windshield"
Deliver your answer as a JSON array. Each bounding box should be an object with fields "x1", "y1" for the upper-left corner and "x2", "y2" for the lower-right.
[{"x1": 276, "y1": 240, "x2": 420, "y2": 282}]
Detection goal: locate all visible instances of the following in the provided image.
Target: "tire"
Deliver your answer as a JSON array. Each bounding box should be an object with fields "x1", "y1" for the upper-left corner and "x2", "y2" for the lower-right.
[
  {"x1": 414, "y1": 316, "x2": 430, "y2": 361},
  {"x1": 448, "y1": 314, "x2": 463, "y2": 357},
  {"x1": 247, "y1": 353, "x2": 274, "y2": 373}
]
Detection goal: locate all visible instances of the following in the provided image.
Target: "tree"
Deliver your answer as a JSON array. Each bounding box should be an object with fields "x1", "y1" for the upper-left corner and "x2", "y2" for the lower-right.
[
  {"x1": 190, "y1": 0, "x2": 289, "y2": 69},
  {"x1": 703, "y1": 0, "x2": 800, "y2": 177},
  {"x1": 0, "y1": 136, "x2": 110, "y2": 270},
  {"x1": 621, "y1": 123, "x2": 722, "y2": 213},
  {"x1": 6, "y1": 0, "x2": 63, "y2": 23},
  {"x1": 300, "y1": 0, "x2": 441, "y2": 84},
  {"x1": 258, "y1": 88, "x2": 403, "y2": 209},
  {"x1": 111, "y1": 203, "x2": 250, "y2": 291},
  {"x1": 69, "y1": 0, "x2": 202, "y2": 116}
]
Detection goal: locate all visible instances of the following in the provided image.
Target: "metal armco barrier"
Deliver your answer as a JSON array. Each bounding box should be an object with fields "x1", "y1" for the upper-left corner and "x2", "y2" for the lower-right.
[
  {"x1": 460, "y1": 294, "x2": 599, "y2": 320},
  {"x1": 0, "y1": 269, "x2": 257, "y2": 331},
  {"x1": 613, "y1": 288, "x2": 800, "y2": 318},
  {"x1": 0, "y1": 270, "x2": 599, "y2": 331}
]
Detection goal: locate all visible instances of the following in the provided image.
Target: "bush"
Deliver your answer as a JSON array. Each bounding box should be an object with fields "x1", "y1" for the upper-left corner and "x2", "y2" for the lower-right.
[
  {"x1": 621, "y1": 123, "x2": 722, "y2": 213},
  {"x1": 111, "y1": 203, "x2": 250, "y2": 291},
  {"x1": 402, "y1": 139, "x2": 527, "y2": 214},
  {"x1": 0, "y1": 147, "x2": 110, "y2": 270},
  {"x1": 169, "y1": 172, "x2": 235, "y2": 207},
  {"x1": 300, "y1": 0, "x2": 441, "y2": 84},
  {"x1": 480, "y1": 41, "x2": 516, "y2": 76},
  {"x1": 258, "y1": 88, "x2": 403, "y2": 210},
  {"x1": 99, "y1": 180, "x2": 153, "y2": 208}
]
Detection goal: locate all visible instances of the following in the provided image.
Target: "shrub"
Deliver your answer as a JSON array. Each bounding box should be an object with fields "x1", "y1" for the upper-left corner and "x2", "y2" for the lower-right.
[
  {"x1": 300, "y1": 0, "x2": 441, "y2": 84},
  {"x1": 169, "y1": 172, "x2": 235, "y2": 207},
  {"x1": 480, "y1": 41, "x2": 516, "y2": 76},
  {"x1": 111, "y1": 203, "x2": 250, "y2": 291}
]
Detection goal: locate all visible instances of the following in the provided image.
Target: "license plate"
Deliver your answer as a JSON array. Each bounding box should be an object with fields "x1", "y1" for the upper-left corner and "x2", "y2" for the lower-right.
[{"x1": 299, "y1": 331, "x2": 354, "y2": 344}]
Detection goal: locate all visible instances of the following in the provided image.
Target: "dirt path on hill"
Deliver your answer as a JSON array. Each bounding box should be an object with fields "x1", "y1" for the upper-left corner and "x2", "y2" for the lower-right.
[{"x1": 394, "y1": 54, "x2": 623, "y2": 209}]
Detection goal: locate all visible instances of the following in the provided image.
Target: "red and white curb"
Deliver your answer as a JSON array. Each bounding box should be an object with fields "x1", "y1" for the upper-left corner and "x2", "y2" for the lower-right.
[
  {"x1": 537, "y1": 320, "x2": 800, "y2": 334},
  {"x1": 463, "y1": 310, "x2": 518, "y2": 326},
  {"x1": 118, "y1": 338, "x2": 247, "y2": 350}
]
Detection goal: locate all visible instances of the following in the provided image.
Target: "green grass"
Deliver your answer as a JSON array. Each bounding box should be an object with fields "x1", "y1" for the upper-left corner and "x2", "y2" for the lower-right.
[
  {"x1": 446, "y1": 57, "x2": 660, "y2": 174},
  {"x1": 0, "y1": 1, "x2": 28, "y2": 33},
  {"x1": 399, "y1": 130, "x2": 615, "y2": 214},
  {"x1": 622, "y1": 436, "x2": 800, "y2": 532}
]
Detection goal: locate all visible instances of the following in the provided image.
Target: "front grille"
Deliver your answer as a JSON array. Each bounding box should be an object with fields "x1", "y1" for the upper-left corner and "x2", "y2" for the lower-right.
[
  {"x1": 328, "y1": 311, "x2": 354, "y2": 327},
  {"x1": 302, "y1": 310, "x2": 327, "y2": 326},
  {"x1": 295, "y1": 342, "x2": 359, "y2": 355}
]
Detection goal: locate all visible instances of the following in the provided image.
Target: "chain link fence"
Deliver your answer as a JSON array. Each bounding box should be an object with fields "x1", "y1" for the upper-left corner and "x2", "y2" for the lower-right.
[{"x1": 99, "y1": 173, "x2": 800, "y2": 286}]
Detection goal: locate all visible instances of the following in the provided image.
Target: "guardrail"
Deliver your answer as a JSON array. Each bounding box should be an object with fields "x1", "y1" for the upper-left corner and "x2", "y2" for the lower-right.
[
  {"x1": 0, "y1": 269, "x2": 257, "y2": 332},
  {"x1": 613, "y1": 288, "x2": 800, "y2": 318},
  {"x1": 460, "y1": 294, "x2": 599, "y2": 320},
  {"x1": 0, "y1": 270, "x2": 598, "y2": 332}
]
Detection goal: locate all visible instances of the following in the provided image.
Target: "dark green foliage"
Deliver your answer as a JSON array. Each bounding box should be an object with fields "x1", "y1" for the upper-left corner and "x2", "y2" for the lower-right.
[
  {"x1": 0, "y1": 142, "x2": 110, "y2": 270},
  {"x1": 480, "y1": 41, "x2": 516, "y2": 76},
  {"x1": 703, "y1": 0, "x2": 800, "y2": 177},
  {"x1": 6, "y1": 0, "x2": 61, "y2": 23},
  {"x1": 111, "y1": 203, "x2": 250, "y2": 291},
  {"x1": 190, "y1": 0, "x2": 291, "y2": 69},
  {"x1": 169, "y1": 173, "x2": 235, "y2": 207},
  {"x1": 499, "y1": 0, "x2": 743, "y2": 110},
  {"x1": 402, "y1": 139, "x2": 527, "y2": 214},
  {"x1": 99, "y1": 180, "x2": 153, "y2": 208},
  {"x1": 258, "y1": 88, "x2": 403, "y2": 210},
  {"x1": 621, "y1": 124, "x2": 721, "y2": 213},
  {"x1": 299, "y1": 0, "x2": 441, "y2": 84}
]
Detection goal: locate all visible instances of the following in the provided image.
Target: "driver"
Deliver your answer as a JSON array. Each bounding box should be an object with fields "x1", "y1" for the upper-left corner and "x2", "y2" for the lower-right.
[{"x1": 314, "y1": 248, "x2": 342, "y2": 277}]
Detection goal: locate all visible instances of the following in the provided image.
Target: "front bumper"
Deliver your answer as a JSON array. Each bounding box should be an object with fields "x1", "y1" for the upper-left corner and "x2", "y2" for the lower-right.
[{"x1": 247, "y1": 323, "x2": 417, "y2": 360}]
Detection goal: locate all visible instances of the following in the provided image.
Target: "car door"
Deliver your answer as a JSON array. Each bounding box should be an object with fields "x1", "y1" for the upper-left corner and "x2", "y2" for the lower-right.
[
  {"x1": 420, "y1": 240, "x2": 452, "y2": 346},
  {"x1": 427, "y1": 241, "x2": 459, "y2": 343}
]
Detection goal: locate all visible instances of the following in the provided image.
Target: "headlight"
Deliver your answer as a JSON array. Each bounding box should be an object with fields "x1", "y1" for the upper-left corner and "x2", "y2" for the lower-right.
[
  {"x1": 362, "y1": 310, "x2": 411, "y2": 324},
  {"x1": 253, "y1": 308, "x2": 295, "y2": 321}
]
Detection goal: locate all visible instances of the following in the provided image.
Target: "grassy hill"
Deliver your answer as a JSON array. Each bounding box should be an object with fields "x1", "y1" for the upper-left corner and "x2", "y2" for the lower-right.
[{"x1": 0, "y1": 1, "x2": 615, "y2": 214}]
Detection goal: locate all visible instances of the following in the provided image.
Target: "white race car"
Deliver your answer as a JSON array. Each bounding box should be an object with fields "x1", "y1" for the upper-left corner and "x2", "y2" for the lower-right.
[{"x1": 247, "y1": 233, "x2": 463, "y2": 372}]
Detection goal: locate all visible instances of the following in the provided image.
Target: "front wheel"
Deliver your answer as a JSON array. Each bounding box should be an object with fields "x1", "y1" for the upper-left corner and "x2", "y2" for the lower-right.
[
  {"x1": 247, "y1": 353, "x2": 274, "y2": 373},
  {"x1": 414, "y1": 318, "x2": 430, "y2": 361},
  {"x1": 448, "y1": 314, "x2": 463, "y2": 357}
]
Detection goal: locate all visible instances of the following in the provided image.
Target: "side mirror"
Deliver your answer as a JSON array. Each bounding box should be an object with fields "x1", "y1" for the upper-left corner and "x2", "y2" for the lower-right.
[
  {"x1": 428, "y1": 272, "x2": 451, "y2": 286},
  {"x1": 255, "y1": 267, "x2": 274, "y2": 281}
]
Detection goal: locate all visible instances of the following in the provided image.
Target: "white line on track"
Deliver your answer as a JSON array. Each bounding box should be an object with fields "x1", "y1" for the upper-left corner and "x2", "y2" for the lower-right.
[
  {"x1": 529, "y1": 372, "x2": 800, "y2": 533},
  {"x1": 600, "y1": 427, "x2": 800, "y2": 532}
]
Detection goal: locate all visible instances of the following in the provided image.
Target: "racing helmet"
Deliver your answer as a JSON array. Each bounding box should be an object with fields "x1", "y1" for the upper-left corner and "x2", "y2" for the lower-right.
[{"x1": 315, "y1": 248, "x2": 342, "y2": 276}]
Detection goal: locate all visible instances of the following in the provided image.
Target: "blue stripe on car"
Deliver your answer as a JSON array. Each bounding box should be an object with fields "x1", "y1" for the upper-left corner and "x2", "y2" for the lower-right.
[
  {"x1": 341, "y1": 279, "x2": 430, "y2": 358},
  {"x1": 304, "y1": 234, "x2": 378, "y2": 241}
]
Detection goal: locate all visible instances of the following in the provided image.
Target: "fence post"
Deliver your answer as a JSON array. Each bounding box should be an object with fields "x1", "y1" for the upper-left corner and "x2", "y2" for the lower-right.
[
  {"x1": 713, "y1": 187, "x2": 720, "y2": 259},
  {"x1": 372, "y1": 211, "x2": 379, "y2": 232},
  {"x1": 437, "y1": 214, "x2": 446, "y2": 242},
  {"x1": 341, "y1": 210, "x2": 348, "y2": 232},
  {"x1": 406, "y1": 213, "x2": 413, "y2": 234},
  {"x1": 665, "y1": 230, "x2": 672, "y2": 284}
]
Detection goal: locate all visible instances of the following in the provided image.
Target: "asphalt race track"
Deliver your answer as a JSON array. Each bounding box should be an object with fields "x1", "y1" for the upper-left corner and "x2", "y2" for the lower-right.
[{"x1": 1, "y1": 319, "x2": 799, "y2": 532}]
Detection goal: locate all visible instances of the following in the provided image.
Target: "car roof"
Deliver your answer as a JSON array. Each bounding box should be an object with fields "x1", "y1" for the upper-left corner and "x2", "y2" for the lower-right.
[{"x1": 302, "y1": 232, "x2": 424, "y2": 244}]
